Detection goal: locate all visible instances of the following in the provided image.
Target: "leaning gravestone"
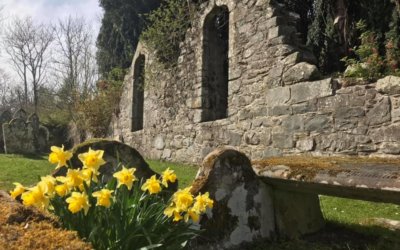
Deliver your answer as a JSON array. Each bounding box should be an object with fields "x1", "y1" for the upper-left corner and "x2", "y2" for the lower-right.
[
  {"x1": 2, "y1": 109, "x2": 48, "y2": 154},
  {"x1": 53, "y1": 139, "x2": 177, "y2": 190},
  {"x1": 2, "y1": 111, "x2": 36, "y2": 154},
  {"x1": 191, "y1": 147, "x2": 275, "y2": 249}
]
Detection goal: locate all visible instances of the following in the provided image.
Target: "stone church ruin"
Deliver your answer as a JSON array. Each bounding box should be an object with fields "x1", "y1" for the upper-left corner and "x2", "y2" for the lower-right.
[{"x1": 110, "y1": 0, "x2": 400, "y2": 164}]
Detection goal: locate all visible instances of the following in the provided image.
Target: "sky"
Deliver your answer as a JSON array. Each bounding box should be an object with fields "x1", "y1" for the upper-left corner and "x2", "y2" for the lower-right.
[
  {"x1": 0, "y1": 0, "x2": 103, "y2": 85},
  {"x1": 1, "y1": 0, "x2": 103, "y2": 30}
]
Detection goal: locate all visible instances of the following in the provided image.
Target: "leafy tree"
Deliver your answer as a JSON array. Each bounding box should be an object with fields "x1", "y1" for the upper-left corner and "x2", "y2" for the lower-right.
[{"x1": 96, "y1": 0, "x2": 160, "y2": 76}]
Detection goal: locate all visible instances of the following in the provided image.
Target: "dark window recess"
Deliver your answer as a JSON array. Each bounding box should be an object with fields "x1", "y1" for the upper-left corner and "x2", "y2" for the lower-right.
[
  {"x1": 131, "y1": 55, "x2": 145, "y2": 132},
  {"x1": 201, "y1": 6, "x2": 229, "y2": 122}
]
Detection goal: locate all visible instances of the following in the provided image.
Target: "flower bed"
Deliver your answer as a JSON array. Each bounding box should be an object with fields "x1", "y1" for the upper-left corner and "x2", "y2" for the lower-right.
[{"x1": 9, "y1": 145, "x2": 213, "y2": 249}]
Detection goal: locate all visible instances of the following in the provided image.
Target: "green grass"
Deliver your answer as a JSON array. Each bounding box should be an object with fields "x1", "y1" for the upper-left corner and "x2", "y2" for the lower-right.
[
  {"x1": 0, "y1": 154, "x2": 55, "y2": 191},
  {"x1": 1, "y1": 154, "x2": 399, "y2": 249},
  {"x1": 146, "y1": 159, "x2": 198, "y2": 188},
  {"x1": 320, "y1": 196, "x2": 400, "y2": 223}
]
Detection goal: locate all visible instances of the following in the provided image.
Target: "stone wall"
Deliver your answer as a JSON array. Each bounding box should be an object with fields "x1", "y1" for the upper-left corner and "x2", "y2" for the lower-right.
[{"x1": 110, "y1": 0, "x2": 400, "y2": 164}]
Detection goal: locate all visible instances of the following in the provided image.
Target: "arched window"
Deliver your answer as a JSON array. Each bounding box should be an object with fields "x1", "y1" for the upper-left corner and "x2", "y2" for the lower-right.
[
  {"x1": 131, "y1": 55, "x2": 145, "y2": 132},
  {"x1": 202, "y1": 6, "x2": 229, "y2": 122}
]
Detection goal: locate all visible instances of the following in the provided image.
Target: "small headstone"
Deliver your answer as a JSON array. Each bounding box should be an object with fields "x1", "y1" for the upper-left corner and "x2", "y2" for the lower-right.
[{"x1": 53, "y1": 139, "x2": 177, "y2": 190}]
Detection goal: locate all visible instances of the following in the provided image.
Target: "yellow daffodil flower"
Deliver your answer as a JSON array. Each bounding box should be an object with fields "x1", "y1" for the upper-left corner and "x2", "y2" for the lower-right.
[
  {"x1": 173, "y1": 187, "x2": 194, "y2": 212},
  {"x1": 113, "y1": 167, "x2": 137, "y2": 190},
  {"x1": 164, "y1": 205, "x2": 177, "y2": 217},
  {"x1": 81, "y1": 168, "x2": 99, "y2": 183},
  {"x1": 66, "y1": 192, "x2": 90, "y2": 215},
  {"x1": 65, "y1": 169, "x2": 84, "y2": 189},
  {"x1": 193, "y1": 192, "x2": 214, "y2": 213},
  {"x1": 161, "y1": 168, "x2": 177, "y2": 187},
  {"x1": 92, "y1": 189, "x2": 113, "y2": 208},
  {"x1": 10, "y1": 182, "x2": 25, "y2": 199},
  {"x1": 48, "y1": 145, "x2": 73, "y2": 169},
  {"x1": 37, "y1": 175, "x2": 56, "y2": 197},
  {"x1": 184, "y1": 208, "x2": 200, "y2": 223},
  {"x1": 78, "y1": 148, "x2": 106, "y2": 171},
  {"x1": 21, "y1": 185, "x2": 49, "y2": 210},
  {"x1": 141, "y1": 175, "x2": 162, "y2": 194},
  {"x1": 164, "y1": 205, "x2": 184, "y2": 222},
  {"x1": 55, "y1": 183, "x2": 70, "y2": 197},
  {"x1": 173, "y1": 211, "x2": 183, "y2": 222}
]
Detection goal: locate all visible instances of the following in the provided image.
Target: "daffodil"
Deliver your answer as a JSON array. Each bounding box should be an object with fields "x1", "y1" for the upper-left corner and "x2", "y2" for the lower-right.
[
  {"x1": 141, "y1": 175, "x2": 162, "y2": 194},
  {"x1": 113, "y1": 167, "x2": 137, "y2": 190},
  {"x1": 37, "y1": 175, "x2": 56, "y2": 197},
  {"x1": 92, "y1": 189, "x2": 113, "y2": 208},
  {"x1": 65, "y1": 169, "x2": 84, "y2": 189},
  {"x1": 193, "y1": 192, "x2": 214, "y2": 213},
  {"x1": 55, "y1": 183, "x2": 70, "y2": 197},
  {"x1": 48, "y1": 145, "x2": 73, "y2": 169},
  {"x1": 164, "y1": 205, "x2": 183, "y2": 222},
  {"x1": 161, "y1": 168, "x2": 177, "y2": 187},
  {"x1": 184, "y1": 208, "x2": 200, "y2": 223},
  {"x1": 172, "y1": 187, "x2": 193, "y2": 212},
  {"x1": 81, "y1": 168, "x2": 99, "y2": 183},
  {"x1": 173, "y1": 211, "x2": 183, "y2": 222},
  {"x1": 10, "y1": 182, "x2": 25, "y2": 199},
  {"x1": 21, "y1": 185, "x2": 49, "y2": 210},
  {"x1": 66, "y1": 192, "x2": 90, "y2": 215},
  {"x1": 78, "y1": 148, "x2": 106, "y2": 171}
]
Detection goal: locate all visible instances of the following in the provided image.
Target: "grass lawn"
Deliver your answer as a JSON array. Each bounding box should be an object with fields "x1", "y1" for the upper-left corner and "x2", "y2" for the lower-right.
[
  {"x1": 1, "y1": 154, "x2": 399, "y2": 249},
  {"x1": 0, "y1": 154, "x2": 55, "y2": 191}
]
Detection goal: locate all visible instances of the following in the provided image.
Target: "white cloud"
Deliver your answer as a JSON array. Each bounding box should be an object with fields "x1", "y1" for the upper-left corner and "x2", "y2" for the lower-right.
[
  {"x1": 2, "y1": 0, "x2": 102, "y2": 30},
  {"x1": 0, "y1": 0, "x2": 103, "y2": 85}
]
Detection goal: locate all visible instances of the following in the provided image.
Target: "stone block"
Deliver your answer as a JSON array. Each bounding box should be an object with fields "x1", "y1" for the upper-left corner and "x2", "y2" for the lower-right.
[
  {"x1": 366, "y1": 96, "x2": 391, "y2": 126},
  {"x1": 380, "y1": 142, "x2": 400, "y2": 154},
  {"x1": 290, "y1": 78, "x2": 334, "y2": 104},
  {"x1": 304, "y1": 115, "x2": 331, "y2": 132},
  {"x1": 162, "y1": 149, "x2": 172, "y2": 159},
  {"x1": 228, "y1": 132, "x2": 243, "y2": 146},
  {"x1": 268, "y1": 105, "x2": 292, "y2": 116},
  {"x1": 154, "y1": 135, "x2": 165, "y2": 150},
  {"x1": 296, "y1": 138, "x2": 315, "y2": 152},
  {"x1": 265, "y1": 86, "x2": 290, "y2": 107},
  {"x1": 282, "y1": 115, "x2": 304, "y2": 131},
  {"x1": 334, "y1": 107, "x2": 365, "y2": 119},
  {"x1": 268, "y1": 25, "x2": 296, "y2": 40},
  {"x1": 265, "y1": 16, "x2": 286, "y2": 29},
  {"x1": 245, "y1": 131, "x2": 261, "y2": 145},
  {"x1": 283, "y1": 62, "x2": 320, "y2": 85},
  {"x1": 376, "y1": 75, "x2": 400, "y2": 95},
  {"x1": 272, "y1": 133, "x2": 294, "y2": 149},
  {"x1": 292, "y1": 102, "x2": 317, "y2": 114}
]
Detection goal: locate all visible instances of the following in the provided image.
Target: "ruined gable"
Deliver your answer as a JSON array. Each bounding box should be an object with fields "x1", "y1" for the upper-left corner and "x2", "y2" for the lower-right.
[{"x1": 111, "y1": 0, "x2": 400, "y2": 164}]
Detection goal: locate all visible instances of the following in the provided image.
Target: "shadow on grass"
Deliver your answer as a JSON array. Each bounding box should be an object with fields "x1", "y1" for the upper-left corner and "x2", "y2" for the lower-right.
[
  {"x1": 226, "y1": 221, "x2": 400, "y2": 250},
  {"x1": 1, "y1": 153, "x2": 46, "y2": 160}
]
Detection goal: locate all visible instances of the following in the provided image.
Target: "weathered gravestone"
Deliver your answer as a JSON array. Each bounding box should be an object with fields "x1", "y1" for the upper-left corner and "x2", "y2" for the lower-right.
[
  {"x1": 191, "y1": 147, "x2": 275, "y2": 249},
  {"x1": 0, "y1": 110, "x2": 12, "y2": 153},
  {"x1": 2, "y1": 109, "x2": 35, "y2": 154},
  {"x1": 2, "y1": 109, "x2": 48, "y2": 154},
  {"x1": 53, "y1": 139, "x2": 178, "y2": 190}
]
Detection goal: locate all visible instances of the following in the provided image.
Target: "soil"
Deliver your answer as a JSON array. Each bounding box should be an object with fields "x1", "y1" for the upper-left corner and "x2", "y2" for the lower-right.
[{"x1": 0, "y1": 190, "x2": 92, "y2": 250}]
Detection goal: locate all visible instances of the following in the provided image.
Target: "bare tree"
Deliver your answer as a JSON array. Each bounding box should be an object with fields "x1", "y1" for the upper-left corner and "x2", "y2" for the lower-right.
[
  {"x1": 0, "y1": 68, "x2": 24, "y2": 110},
  {"x1": 52, "y1": 15, "x2": 97, "y2": 117},
  {"x1": 3, "y1": 17, "x2": 54, "y2": 112}
]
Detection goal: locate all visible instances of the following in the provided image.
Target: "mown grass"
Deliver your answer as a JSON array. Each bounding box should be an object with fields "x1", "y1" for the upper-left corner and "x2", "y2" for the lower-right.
[
  {"x1": 1, "y1": 154, "x2": 399, "y2": 249},
  {"x1": 0, "y1": 154, "x2": 54, "y2": 191}
]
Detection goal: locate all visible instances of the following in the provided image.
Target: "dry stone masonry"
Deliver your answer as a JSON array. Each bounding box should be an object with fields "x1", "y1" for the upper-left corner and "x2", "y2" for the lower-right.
[{"x1": 110, "y1": 0, "x2": 400, "y2": 164}]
